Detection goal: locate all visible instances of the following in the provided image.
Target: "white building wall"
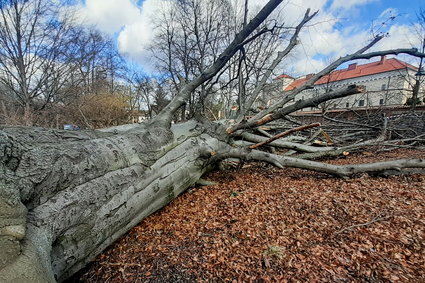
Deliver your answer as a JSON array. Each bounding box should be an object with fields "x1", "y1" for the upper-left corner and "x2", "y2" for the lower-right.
[{"x1": 290, "y1": 68, "x2": 420, "y2": 111}]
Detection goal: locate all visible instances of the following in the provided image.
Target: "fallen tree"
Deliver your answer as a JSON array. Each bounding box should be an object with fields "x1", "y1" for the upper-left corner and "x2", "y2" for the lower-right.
[{"x1": 1, "y1": 1, "x2": 425, "y2": 282}]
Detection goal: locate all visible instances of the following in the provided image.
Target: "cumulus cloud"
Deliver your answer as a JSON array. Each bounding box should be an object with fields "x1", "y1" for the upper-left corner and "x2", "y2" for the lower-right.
[
  {"x1": 73, "y1": 0, "x2": 142, "y2": 34},
  {"x1": 69, "y1": 0, "x2": 422, "y2": 75},
  {"x1": 117, "y1": 0, "x2": 176, "y2": 73}
]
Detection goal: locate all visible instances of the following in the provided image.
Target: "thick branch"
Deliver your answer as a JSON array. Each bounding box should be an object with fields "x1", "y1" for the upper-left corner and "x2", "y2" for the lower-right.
[
  {"x1": 249, "y1": 122, "x2": 320, "y2": 149},
  {"x1": 154, "y1": 0, "x2": 284, "y2": 125},
  {"x1": 230, "y1": 38, "x2": 425, "y2": 134},
  {"x1": 240, "y1": 36, "x2": 385, "y2": 125},
  {"x1": 206, "y1": 147, "x2": 425, "y2": 178},
  {"x1": 238, "y1": 132, "x2": 335, "y2": 152},
  {"x1": 228, "y1": 85, "x2": 364, "y2": 133}
]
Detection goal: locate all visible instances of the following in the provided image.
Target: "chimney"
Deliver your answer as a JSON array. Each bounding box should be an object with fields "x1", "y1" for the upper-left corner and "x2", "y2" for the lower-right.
[
  {"x1": 379, "y1": 55, "x2": 387, "y2": 65},
  {"x1": 305, "y1": 73, "x2": 315, "y2": 79},
  {"x1": 348, "y1": 63, "x2": 357, "y2": 70}
]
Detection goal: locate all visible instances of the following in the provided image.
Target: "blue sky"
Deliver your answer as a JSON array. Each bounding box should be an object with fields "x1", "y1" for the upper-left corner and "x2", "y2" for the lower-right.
[{"x1": 69, "y1": 0, "x2": 425, "y2": 75}]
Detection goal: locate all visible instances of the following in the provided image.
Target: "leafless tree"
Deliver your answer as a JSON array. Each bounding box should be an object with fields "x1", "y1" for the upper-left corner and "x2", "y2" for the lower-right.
[
  {"x1": 0, "y1": 0, "x2": 79, "y2": 124},
  {"x1": 150, "y1": 0, "x2": 287, "y2": 120},
  {"x1": 60, "y1": 28, "x2": 126, "y2": 102}
]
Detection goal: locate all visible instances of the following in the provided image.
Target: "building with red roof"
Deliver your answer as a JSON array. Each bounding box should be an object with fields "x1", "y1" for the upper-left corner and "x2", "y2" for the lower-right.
[{"x1": 273, "y1": 56, "x2": 423, "y2": 111}]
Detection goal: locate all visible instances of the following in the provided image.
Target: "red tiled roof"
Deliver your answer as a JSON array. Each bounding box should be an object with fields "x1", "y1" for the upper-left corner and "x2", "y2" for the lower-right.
[{"x1": 284, "y1": 57, "x2": 418, "y2": 91}]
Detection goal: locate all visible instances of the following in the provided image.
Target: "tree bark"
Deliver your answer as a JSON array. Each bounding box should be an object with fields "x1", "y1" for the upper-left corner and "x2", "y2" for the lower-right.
[{"x1": 0, "y1": 121, "x2": 229, "y2": 282}]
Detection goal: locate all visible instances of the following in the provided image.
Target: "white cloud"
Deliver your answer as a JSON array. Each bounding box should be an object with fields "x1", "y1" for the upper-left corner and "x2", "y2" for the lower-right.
[
  {"x1": 373, "y1": 24, "x2": 422, "y2": 51},
  {"x1": 74, "y1": 0, "x2": 141, "y2": 34},
  {"x1": 330, "y1": 0, "x2": 377, "y2": 12},
  {"x1": 116, "y1": 0, "x2": 170, "y2": 72},
  {"x1": 69, "y1": 0, "x2": 422, "y2": 75}
]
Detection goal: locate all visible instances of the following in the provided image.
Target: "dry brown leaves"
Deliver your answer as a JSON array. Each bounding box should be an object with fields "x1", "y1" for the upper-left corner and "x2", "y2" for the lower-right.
[{"x1": 75, "y1": 149, "x2": 425, "y2": 283}]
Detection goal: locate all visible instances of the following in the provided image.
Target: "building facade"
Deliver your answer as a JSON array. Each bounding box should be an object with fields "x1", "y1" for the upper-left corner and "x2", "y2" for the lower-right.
[{"x1": 272, "y1": 56, "x2": 423, "y2": 112}]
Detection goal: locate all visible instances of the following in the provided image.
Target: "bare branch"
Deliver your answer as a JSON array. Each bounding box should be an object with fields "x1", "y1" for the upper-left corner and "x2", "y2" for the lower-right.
[
  {"x1": 154, "y1": 0, "x2": 285, "y2": 125},
  {"x1": 249, "y1": 122, "x2": 320, "y2": 149},
  {"x1": 242, "y1": 9, "x2": 318, "y2": 116},
  {"x1": 206, "y1": 147, "x2": 425, "y2": 177},
  {"x1": 241, "y1": 36, "x2": 386, "y2": 124},
  {"x1": 228, "y1": 85, "x2": 365, "y2": 133}
]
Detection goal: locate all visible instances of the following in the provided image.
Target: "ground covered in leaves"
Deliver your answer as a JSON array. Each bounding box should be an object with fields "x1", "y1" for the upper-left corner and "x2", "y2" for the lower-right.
[{"x1": 75, "y1": 149, "x2": 425, "y2": 282}]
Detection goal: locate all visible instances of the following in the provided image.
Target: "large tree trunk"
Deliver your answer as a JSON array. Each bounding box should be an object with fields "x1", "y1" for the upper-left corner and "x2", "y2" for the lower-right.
[
  {"x1": 1, "y1": 119, "x2": 425, "y2": 282},
  {"x1": 0, "y1": 120, "x2": 228, "y2": 282}
]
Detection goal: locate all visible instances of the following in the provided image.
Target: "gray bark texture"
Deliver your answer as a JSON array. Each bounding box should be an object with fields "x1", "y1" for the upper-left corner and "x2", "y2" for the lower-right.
[
  {"x1": 0, "y1": 120, "x2": 229, "y2": 282},
  {"x1": 0, "y1": 1, "x2": 288, "y2": 281},
  {"x1": 1, "y1": 119, "x2": 425, "y2": 282}
]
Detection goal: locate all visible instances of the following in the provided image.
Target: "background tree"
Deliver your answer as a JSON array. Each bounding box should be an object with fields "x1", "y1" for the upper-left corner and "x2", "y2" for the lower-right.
[
  {"x1": 150, "y1": 0, "x2": 287, "y2": 120},
  {"x1": 0, "y1": 0, "x2": 129, "y2": 127},
  {"x1": 0, "y1": 0, "x2": 78, "y2": 125}
]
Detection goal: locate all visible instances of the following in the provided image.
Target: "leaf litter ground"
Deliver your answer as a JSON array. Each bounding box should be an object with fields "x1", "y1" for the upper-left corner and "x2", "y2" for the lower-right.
[{"x1": 74, "y1": 149, "x2": 425, "y2": 282}]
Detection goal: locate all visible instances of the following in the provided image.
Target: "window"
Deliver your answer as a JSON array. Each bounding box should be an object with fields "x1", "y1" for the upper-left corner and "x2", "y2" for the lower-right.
[
  {"x1": 333, "y1": 104, "x2": 337, "y2": 108},
  {"x1": 379, "y1": 99, "x2": 384, "y2": 105},
  {"x1": 358, "y1": 100, "x2": 365, "y2": 107},
  {"x1": 346, "y1": 102, "x2": 350, "y2": 108},
  {"x1": 381, "y1": 84, "x2": 386, "y2": 90}
]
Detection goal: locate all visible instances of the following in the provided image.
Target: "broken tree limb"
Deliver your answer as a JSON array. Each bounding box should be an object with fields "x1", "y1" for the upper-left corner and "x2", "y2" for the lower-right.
[
  {"x1": 249, "y1": 122, "x2": 320, "y2": 149},
  {"x1": 233, "y1": 36, "x2": 385, "y2": 130},
  {"x1": 206, "y1": 147, "x2": 425, "y2": 178},
  {"x1": 256, "y1": 128, "x2": 274, "y2": 138},
  {"x1": 155, "y1": 0, "x2": 285, "y2": 125},
  {"x1": 230, "y1": 40, "x2": 425, "y2": 134},
  {"x1": 228, "y1": 85, "x2": 365, "y2": 133},
  {"x1": 239, "y1": 132, "x2": 335, "y2": 152}
]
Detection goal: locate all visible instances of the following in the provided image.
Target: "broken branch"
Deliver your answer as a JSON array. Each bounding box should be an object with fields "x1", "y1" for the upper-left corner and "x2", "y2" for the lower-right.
[
  {"x1": 336, "y1": 216, "x2": 391, "y2": 234},
  {"x1": 249, "y1": 122, "x2": 320, "y2": 149}
]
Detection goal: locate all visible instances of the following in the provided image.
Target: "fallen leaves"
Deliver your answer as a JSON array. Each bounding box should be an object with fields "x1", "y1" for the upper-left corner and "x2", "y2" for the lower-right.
[{"x1": 75, "y1": 149, "x2": 425, "y2": 282}]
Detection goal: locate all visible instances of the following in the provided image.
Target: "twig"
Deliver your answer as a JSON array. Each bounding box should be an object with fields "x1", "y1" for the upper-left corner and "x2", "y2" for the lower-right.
[
  {"x1": 249, "y1": 122, "x2": 320, "y2": 149},
  {"x1": 100, "y1": 262, "x2": 142, "y2": 267},
  {"x1": 336, "y1": 215, "x2": 391, "y2": 234}
]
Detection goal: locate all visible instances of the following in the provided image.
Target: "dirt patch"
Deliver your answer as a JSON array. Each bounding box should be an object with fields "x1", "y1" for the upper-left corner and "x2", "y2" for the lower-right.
[{"x1": 74, "y1": 149, "x2": 425, "y2": 282}]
